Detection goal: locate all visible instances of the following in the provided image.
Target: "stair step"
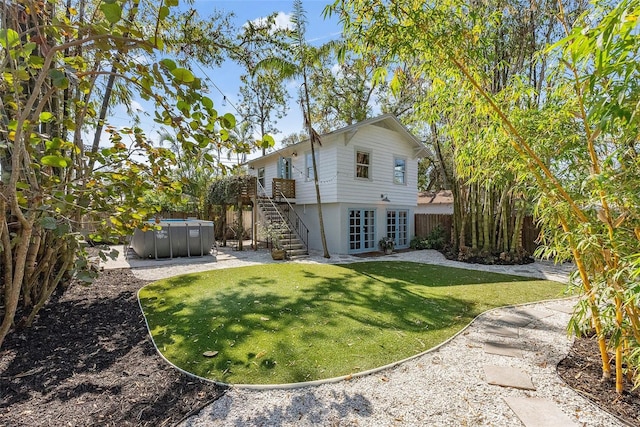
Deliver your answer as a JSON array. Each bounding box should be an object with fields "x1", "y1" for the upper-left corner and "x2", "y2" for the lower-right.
[
  {"x1": 282, "y1": 243, "x2": 304, "y2": 250},
  {"x1": 258, "y1": 197, "x2": 308, "y2": 256},
  {"x1": 287, "y1": 249, "x2": 309, "y2": 257}
]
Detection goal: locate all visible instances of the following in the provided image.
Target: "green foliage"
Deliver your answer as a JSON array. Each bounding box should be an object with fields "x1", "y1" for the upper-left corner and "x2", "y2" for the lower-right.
[
  {"x1": 378, "y1": 236, "x2": 395, "y2": 251},
  {"x1": 329, "y1": 0, "x2": 640, "y2": 392},
  {"x1": 207, "y1": 175, "x2": 255, "y2": 206},
  {"x1": 139, "y1": 262, "x2": 565, "y2": 384},
  {"x1": 235, "y1": 12, "x2": 291, "y2": 147},
  {"x1": 306, "y1": 45, "x2": 379, "y2": 132},
  {"x1": 0, "y1": 0, "x2": 242, "y2": 347},
  {"x1": 411, "y1": 225, "x2": 446, "y2": 250}
]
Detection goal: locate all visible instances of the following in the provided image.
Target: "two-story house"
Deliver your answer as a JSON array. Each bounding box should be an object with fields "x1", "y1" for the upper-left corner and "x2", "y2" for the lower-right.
[{"x1": 247, "y1": 114, "x2": 428, "y2": 255}]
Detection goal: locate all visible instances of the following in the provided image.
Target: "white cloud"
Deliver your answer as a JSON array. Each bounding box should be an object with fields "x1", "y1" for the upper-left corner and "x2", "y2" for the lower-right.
[
  {"x1": 247, "y1": 11, "x2": 293, "y2": 32},
  {"x1": 272, "y1": 12, "x2": 293, "y2": 30}
]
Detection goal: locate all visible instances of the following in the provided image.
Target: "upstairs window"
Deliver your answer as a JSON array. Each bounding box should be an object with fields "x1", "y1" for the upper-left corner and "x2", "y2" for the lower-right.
[
  {"x1": 394, "y1": 158, "x2": 406, "y2": 184},
  {"x1": 277, "y1": 157, "x2": 292, "y2": 179},
  {"x1": 356, "y1": 150, "x2": 370, "y2": 179},
  {"x1": 257, "y1": 167, "x2": 265, "y2": 188},
  {"x1": 305, "y1": 151, "x2": 317, "y2": 180}
]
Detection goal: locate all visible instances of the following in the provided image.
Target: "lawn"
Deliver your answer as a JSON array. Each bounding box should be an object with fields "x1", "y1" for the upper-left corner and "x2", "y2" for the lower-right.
[{"x1": 138, "y1": 261, "x2": 567, "y2": 385}]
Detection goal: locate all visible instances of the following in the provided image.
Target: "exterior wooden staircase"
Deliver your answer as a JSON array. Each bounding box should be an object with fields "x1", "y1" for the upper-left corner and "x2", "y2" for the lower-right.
[{"x1": 257, "y1": 196, "x2": 309, "y2": 259}]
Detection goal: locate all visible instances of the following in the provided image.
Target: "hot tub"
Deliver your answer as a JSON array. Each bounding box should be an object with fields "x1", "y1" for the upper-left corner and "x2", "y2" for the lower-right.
[{"x1": 131, "y1": 219, "x2": 215, "y2": 259}]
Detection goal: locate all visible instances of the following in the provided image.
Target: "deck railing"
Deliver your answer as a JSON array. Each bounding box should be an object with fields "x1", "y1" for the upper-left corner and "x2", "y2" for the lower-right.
[{"x1": 272, "y1": 178, "x2": 295, "y2": 199}]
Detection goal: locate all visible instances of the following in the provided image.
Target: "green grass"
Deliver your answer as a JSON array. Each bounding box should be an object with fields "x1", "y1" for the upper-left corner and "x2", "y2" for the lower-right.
[{"x1": 138, "y1": 261, "x2": 567, "y2": 385}]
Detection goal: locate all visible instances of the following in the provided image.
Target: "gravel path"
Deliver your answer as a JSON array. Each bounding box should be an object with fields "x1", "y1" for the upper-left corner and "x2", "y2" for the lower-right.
[
  {"x1": 103, "y1": 247, "x2": 620, "y2": 426},
  {"x1": 176, "y1": 298, "x2": 620, "y2": 427}
]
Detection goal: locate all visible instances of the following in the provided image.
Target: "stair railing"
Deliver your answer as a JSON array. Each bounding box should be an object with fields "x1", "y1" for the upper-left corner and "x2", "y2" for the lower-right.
[
  {"x1": 274, "y1": 190, "x2": 309, "y2": 254},
  {"x1": 256, "y1": 180, "x2": 293, "y2": 250},
  {"x1": 256, "y1": 180, "x2": 308, "y2": 254}
]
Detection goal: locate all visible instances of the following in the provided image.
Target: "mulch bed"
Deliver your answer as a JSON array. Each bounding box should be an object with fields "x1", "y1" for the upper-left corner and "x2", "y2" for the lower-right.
[
  {"x1": 1, "y1": 267, "x2": 639, "y2": 426},
  {"x1": 557, "y1": 337, "x2": 640, "y2": 427},
  {"x1": 0, "y1": 269, "x2": 226, "y2": 427}
]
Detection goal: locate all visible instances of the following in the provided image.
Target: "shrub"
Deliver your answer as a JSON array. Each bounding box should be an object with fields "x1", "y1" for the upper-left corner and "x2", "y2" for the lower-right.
[{"x1": 410, "y1": 224, "x2": 446, "y2": 250}]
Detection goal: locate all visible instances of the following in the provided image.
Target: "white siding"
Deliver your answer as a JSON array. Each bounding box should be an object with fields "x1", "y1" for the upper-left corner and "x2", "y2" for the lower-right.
[
  {"x1": 247, "y1": 116, "x2": 424, "y2": 254},
  {"x1": 293, "y1": 203, "x2": 342, "y2": 253},
  {"x1": 335, "y1": 126, "x2": 418, "y2": 206},
  {"x1": 248, "y1": 150, "x2": 298, "y2": 198},
  {"x1": 295, "y1": 144, "x2": 339, "y2": 204}
]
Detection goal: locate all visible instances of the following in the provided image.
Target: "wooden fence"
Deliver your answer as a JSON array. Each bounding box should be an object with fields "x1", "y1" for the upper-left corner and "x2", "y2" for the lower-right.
[
  {"x1": 414, "y1": 214, "x2": 453, "y2": 240},
  {"x1": 414, "y1": 214, "x2": 540, "y2": 253},
  {"x1": 225, "y1": 210, "x2": 253, "y2": 237}
]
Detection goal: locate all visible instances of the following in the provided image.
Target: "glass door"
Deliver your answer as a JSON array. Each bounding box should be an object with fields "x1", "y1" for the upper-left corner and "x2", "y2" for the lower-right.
[
  {"x1": 386, "y1": 210, "x2": 409, "y2": 249},
  {"x1": 349, "y1": 209, "x2": 376, "y2": 253}
]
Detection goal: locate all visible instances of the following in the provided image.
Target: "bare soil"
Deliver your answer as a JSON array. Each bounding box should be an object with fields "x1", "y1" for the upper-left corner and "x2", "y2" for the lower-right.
[
  {"x1": 0, "y1": 269, "x2": 225, "y2": 427},
  {"x1": 557, "y1": 336, "x2": 640, "y2": 427},
  {"x1": 0, "y1": 268, "x2": 638, "y2": 426}
]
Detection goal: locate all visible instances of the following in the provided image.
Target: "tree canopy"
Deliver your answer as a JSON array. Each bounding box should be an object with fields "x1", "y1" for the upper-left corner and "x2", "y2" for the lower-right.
[
  {"x1": 327, "y1": 0, "x2": 640, "y2": 393},
  {"x1": 0, "y1": 0, "x2": 269, "y2": 348}
]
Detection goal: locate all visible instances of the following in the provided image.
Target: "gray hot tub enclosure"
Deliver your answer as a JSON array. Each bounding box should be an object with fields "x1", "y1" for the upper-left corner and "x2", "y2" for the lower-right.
[{"x1": 131, "y1": 220, "x2": 215, "y2": 259}]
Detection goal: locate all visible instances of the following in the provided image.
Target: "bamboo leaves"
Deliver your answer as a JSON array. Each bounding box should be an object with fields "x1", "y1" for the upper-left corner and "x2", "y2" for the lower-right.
[{"x1": 332, "y1": 0, "x2": 640, "y2": 393}]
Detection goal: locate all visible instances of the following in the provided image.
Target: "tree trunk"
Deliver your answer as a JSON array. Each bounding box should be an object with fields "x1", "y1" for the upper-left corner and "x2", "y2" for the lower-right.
[
  {"x1": 470, "y1": 183, "x2": 478, "y2": 250},
  {"x1": 301, "y1": 59, "x2": 329, "y2": 258},
  {"x1": 510, "y1": 199, "x2": 525, "y2": 254},
  {"x1": 0, "y1": 218, "x2": 34, "y2": 349},
  {"x1": 236, "y1": 201, "x2": 243, "y2": 250},
  {"x1": 482, "y1": 184, "x2": 492, "y2": 251},
  {"x1": 86, "y1": 0, "x2": 140, "y2": 173},
  {"x1": 221, "y1": 203, "x2": 227, "y2": 247},
  {"x1": 430, "y1": 123, "x2": 450, "y2": 189}
]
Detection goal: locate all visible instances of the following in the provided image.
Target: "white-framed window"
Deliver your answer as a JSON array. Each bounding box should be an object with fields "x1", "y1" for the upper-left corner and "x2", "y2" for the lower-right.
[
  {"x1": 257, "y1": 167, "x2": 265, "y2": 188},
  {"x1": 394, "y1": 157, "x2": 406, "y2": 185},
  {"x1": 277, "y1": 157, "x2": 292, "y2": 179},
  {"x1": 355, "y1": 149, "x2": 371, "y2": 179},
  {"x1": 305, "y1": 151, "x2": 317, "y2": 180}
]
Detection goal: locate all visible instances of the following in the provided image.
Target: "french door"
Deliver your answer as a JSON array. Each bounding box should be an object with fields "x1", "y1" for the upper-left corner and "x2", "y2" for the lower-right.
[
  {"x1": 349, "y1": 209, "x2": 376, "y2": 253},
  {"x1": 386, "y1": 210, "x2": 409, "y2": 249}
]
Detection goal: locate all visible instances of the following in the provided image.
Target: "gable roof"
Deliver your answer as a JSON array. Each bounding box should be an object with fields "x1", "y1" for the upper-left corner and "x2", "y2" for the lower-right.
[{"x1": 246, "y1": 114, "x2": 428, "y2": 165}]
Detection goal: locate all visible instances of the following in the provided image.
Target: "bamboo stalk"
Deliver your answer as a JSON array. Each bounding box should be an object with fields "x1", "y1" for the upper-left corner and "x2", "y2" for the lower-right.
[
  {"x1": 615, "y1": 295, "x2": 624, "y2": 393},
  {"x1": 559, "y1": 217, "x2": 611, "y2": 379}
]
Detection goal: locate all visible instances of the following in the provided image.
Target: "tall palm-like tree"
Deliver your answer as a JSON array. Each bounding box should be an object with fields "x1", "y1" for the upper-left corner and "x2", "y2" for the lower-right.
[
  {"x1": 157, "y1": 131, "x2": 216, "y2": 218},
  {"x1": 255, "y1": 0, "x2": 331, "y2": 258}
]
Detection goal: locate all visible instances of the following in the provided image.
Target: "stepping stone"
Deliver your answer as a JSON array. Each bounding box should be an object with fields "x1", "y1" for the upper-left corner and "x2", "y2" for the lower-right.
[
  {"x1": 483, "y1": 365, "x2": 536, "y2": 390},
  {"x1": 484, "y1": 341, "x2": 524, "y2": 358},
  {"x1": 484, "y1": 325, "x2": 519, "y2": 338},
  {"x1": 498, "y1": 313, "x2": 534, "y2": 327},
  {"x1": 504, "y1": 397, "x2": 578, "y2": 427}
]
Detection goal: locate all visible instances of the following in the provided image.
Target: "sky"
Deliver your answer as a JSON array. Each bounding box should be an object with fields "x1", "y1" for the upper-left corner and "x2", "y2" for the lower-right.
[{"x1": 112, "y1": 0, "x2": 343, "y2": 154}]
